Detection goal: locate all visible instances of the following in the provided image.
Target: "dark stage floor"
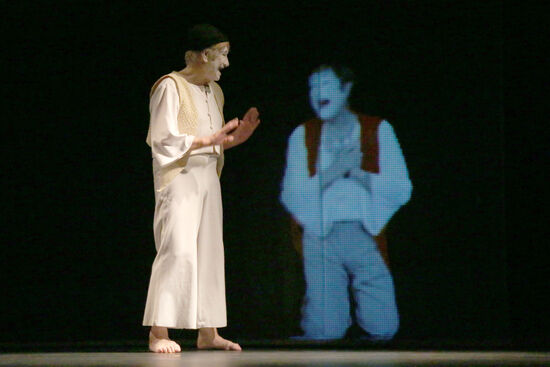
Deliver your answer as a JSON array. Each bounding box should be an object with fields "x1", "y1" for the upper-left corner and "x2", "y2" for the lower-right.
[{"x1": 1, "y1": 351, "x2": 550, "y2": 367}]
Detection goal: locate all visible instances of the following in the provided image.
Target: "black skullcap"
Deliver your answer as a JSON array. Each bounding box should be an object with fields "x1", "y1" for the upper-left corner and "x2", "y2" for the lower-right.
[{"x1": 187, "y1": 24, "x2": 228, "y2": 51}]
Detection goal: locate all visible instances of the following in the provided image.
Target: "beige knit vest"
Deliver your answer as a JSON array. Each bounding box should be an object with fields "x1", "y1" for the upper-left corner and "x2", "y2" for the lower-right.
[{"x1": 146, "y1": 71, "x2": 225, "y2": 190}]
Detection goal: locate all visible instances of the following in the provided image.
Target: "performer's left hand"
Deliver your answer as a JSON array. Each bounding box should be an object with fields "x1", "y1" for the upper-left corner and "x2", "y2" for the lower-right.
[
  {"x1": 224, "y1": 107, "x2": 260, "y2": 149},
  {"x1": 349, "y1": 166, "x2": 372, "y2": 192}
]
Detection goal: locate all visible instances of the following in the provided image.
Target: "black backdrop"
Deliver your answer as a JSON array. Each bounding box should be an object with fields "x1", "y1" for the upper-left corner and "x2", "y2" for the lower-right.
[{"x1": 1, "y1": 0, "x2": 547, "y2": 347}]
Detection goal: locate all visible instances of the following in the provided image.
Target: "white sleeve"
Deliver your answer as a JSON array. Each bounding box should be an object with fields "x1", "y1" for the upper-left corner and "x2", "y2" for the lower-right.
[
  {"x1": 149, "y1": 78, "x2": 195, "y2": 167},
  {"x1": 363, "y1": 120, "x2": 413, "y2": 234},
  {"x1": 372, "y1": 121, "x2": 412, "y2": 204},
  {"x1": 280, "y1": 125, "x2": 324, "y2": 236}
]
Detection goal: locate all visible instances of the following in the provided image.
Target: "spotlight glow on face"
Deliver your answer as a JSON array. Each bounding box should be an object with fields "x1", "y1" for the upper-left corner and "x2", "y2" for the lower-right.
[{"x1": 308, "y1": 68, "x2": 351, "y2": 120}]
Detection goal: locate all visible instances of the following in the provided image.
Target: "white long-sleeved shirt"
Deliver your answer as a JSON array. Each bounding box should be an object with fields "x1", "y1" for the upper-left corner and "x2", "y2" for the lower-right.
[
  {"x1": 280, "y1": 119, "x2": 412, "y2": 237},
  {"x1": 149, "y1": 78, "x2": 222, "y2": 168}
]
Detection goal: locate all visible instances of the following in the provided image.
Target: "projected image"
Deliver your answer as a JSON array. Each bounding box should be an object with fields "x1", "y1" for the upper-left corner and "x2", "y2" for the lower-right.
[{"x1": 280, "y1": 64, "x2": 412, "y2": 341}]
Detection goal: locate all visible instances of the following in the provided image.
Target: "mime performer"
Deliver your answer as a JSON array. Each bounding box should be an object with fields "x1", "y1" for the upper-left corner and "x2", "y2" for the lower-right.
[{"x1": 143, "y1": 24, "x2": 260, "y2": 353}]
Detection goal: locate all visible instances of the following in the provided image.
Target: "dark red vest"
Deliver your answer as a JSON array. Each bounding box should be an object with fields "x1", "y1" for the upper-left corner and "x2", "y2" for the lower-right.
[{"x1": 290, "y1": 114, "x2": 390, "y2": 266}]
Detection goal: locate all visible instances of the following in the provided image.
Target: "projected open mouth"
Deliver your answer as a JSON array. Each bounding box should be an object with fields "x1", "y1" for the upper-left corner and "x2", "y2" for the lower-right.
[{"x1": 319, "y1": 99, "x2": 330, "y2": 107}]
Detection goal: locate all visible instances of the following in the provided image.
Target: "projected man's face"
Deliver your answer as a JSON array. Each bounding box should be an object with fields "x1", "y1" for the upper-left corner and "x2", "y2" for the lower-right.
[{"x1": 309, "y1": 68, "x2": 352, "y2": 121}]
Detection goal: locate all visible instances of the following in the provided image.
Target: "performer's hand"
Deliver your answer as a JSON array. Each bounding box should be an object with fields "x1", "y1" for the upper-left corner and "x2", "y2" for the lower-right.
[
  {"x1": 224, "y1": 107, "x2": 260, "y2": 149},
  {"x1": 347, "y1": 147, "x2": 363, "y2": 172},
  {"x1": 320, "y1": 147, "x2": 362, "y2": 189},
  {"x1": 332, "y1": 146, "x2": 362, "y2": 177},
  {"x1": 193, "y1": 118, "x2": 239, "y2": 149},
  {"x1": 243, "y1": 107, "x2": 260, "y2": 125},
  {"x1": 349, "y1": 167, "x2": 372, "y2": 191}
]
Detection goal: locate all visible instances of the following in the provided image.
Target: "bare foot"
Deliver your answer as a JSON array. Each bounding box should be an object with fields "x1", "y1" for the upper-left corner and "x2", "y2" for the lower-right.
[
  {"x1": 197, "y1": 327, "x2": 242, "y2": 351},
  {"x1": 149, "y1": 327, "x2": 181, "y2": 353}
]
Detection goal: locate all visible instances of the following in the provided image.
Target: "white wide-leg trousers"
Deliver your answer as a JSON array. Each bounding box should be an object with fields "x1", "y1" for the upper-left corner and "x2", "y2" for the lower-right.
[{"x1": 143, "y1": 155, "x2": 227, "y2": 329}]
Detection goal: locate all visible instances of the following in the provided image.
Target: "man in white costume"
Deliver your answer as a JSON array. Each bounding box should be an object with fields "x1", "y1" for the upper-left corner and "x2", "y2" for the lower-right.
[
  {"x1": 143, "y1": 24, "x2": 260, "y2": 353},
  {"x1": 280, "y1": 64, "x2": 412, "y2": 341}
]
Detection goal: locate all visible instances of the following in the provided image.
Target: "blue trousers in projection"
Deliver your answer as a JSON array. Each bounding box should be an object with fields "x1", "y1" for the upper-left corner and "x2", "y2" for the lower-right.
[{"x1": 301, "y1": 221, "x2": 399, "y2": 340}]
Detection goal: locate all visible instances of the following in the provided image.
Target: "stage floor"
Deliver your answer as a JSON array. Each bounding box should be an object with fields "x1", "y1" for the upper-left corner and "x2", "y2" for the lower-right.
[{"x1": 1, "y1": 351, "x2": 549, "y2": 367}]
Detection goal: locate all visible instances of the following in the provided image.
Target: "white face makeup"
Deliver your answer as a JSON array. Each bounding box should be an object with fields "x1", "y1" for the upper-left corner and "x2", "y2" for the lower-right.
[
  {"x1": 205, "y1": 43, "x2": 230, "y2": 82},
  {"x1": 308, "y1": 68, "x2": 352, "y2": 121}
]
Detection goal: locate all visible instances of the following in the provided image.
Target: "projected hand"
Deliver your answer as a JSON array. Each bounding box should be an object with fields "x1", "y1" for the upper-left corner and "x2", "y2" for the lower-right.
[
  {"x1": 320, "y1": 146, "x2": 362, "y2": 189},
  {"x1": 349, "y1": 165, "x2": 372, "y2": 191},
  {"x1": 224, "y1": 107, "x2": 261, "y2": 149},
  {"x1": 334, "y1": 146, "x2": 362, "y2": 176}
]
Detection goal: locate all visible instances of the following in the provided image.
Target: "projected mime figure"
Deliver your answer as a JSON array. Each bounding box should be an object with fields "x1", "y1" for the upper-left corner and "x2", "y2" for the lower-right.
[
  {"x1": 280, "y1": 64, "x2": 412, "y2": 340},
  {"x1": 143, "y1": 24, "x2": 260, "y2": 353}
]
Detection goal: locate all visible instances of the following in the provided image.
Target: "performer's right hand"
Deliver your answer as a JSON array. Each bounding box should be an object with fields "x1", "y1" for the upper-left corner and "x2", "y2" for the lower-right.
[
  {"x1": 192, "y1": 118, "x2": 239, "y2": 149},
  {"x1": 320, "y1": 146, "x2": 362, "y2": 189},
  {"x1": 331, "y1": 146, "x2": 362, "y2": 177}
]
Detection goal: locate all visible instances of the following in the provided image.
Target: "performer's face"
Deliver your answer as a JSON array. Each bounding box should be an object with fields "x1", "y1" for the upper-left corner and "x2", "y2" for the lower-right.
[
  {"x1": 204, "y1": 42, "x2": 230, "y2": 82},
  {"x1": 308, "y1": 68, "x2": 352, "y2": 121}
]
